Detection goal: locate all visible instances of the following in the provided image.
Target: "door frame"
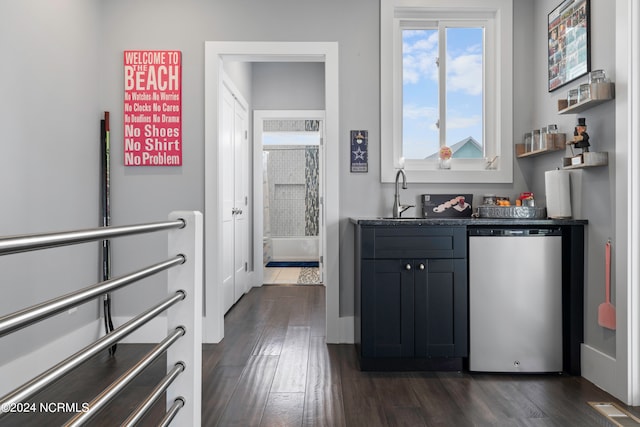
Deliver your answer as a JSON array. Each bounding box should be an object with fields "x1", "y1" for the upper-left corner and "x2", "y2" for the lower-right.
[
  {"x1": 204, "y1": 41, "x2": 340, "y2": 343},
  {"x1": 254, "y1": 110, "x2": 325, "y2": 286},
  {"x1": 623, "y1": 0, "x2": 640, "y2": 405}
]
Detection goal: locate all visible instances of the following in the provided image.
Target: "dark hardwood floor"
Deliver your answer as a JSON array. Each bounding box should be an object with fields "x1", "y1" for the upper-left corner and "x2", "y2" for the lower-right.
[{"x1": 2, "y1": 284, "x2": 638, "y2": 426}]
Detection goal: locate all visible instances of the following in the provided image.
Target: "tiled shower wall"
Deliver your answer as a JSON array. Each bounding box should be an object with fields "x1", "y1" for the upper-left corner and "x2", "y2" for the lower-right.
[{"x1": 264, "y1": 145, "x2": 319, "y2": 237}]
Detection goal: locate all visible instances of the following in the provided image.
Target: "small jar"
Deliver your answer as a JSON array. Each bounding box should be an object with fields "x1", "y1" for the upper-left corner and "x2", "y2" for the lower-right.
[
  {"x1": 540, "y1": 127, "x2": 548, "y2": 150},
  {"x1": 589, "y1": 69, "x2": 607, "y2": 84},
  {"x1": 524, "y1": 132, "x2": 532, "y2": 152},
  {"x1": 567, "y1": 88, "x2": 579, "y2": 106},
  {"x1": 532, "y1": 129, "x2": 541, "y2": 151},
  {"x1": 579, "y1": 83, "x2": 591, "y2": 102},
  {"x1": 482, "y1": 194, "x2": 496, "y2": 205}
]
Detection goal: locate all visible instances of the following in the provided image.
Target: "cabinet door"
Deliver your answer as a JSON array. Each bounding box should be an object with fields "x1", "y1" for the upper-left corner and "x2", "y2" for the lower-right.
[
  {"x1": 414, "y1": 259, "x2": 468, "y2": 358},
  {"x1": 361, "y1": 259, "x2": 414, "y2": 358}
]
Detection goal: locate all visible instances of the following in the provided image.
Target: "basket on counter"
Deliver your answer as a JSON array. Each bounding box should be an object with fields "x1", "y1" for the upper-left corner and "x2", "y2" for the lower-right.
[{"x1": 476, "y1": 205, "x2": 547, "y2": 219}]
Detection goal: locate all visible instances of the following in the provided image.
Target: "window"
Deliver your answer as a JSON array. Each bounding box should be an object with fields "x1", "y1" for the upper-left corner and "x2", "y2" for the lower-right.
[
  {"x1": 403, "y1": 26, "x2": 484, "y2": 160},
  {"x1": 381, "y1": 0, "x2": 513, "y2": 183}
]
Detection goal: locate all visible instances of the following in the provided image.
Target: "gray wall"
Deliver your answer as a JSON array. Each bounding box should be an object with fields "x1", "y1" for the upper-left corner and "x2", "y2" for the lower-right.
[
  {"x1": 0, "y1": 0, "x2": 102, "y2": 364},
  {"x1": 1, "y1": 0, "x2": 618, "y2": 364},
  {"x1": 96, "y1": 0, "x2": 395, "y2": 318},
  {"x1": 252, "y1": 62, "x2": 325, "y2": 110},
  {"x1": 223, "y1": 61, "x2": 253, "y2": 104},
  {"x1": 100, "y1": 0, "x2": 531, "y2": 321},
  {"x1": 528, "y1": 0, "x2": 616, "y2": 357}
]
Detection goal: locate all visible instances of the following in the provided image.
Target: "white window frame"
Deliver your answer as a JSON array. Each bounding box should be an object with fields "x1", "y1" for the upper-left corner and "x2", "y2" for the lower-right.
[{"x1": 381, "y1": 0, "x2": 513, "y2": 183}]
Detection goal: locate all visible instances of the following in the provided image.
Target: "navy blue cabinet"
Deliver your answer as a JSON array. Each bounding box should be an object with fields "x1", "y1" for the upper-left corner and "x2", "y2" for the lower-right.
[
  {"x1": 414, "y1": 258, "x2": 467, "y2": 358},
  {"x1": 354, "y1": 225, "x2": 468, "y2": 371},
  {"x1": 360, "y1": 259, "x2": 415, "y2": 358}
]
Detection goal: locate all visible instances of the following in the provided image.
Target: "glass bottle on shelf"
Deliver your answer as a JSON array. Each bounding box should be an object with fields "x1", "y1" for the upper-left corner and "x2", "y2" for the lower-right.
[
  {"x1": 588, "y1": 69, "x2": 611, "y2": 100},
  {"x1": 578, "y1": 83, "x2": 591, "y2": 102},
  {"x1": 567, "y1": 88, "x2": 579, "y2": 106},
  {"x1": 524, "y1": 132, "x2": 532, "y2": 152},
  {"x1": 532, "y1": 129, "x2": 541, "y2": 151},
  {"x1": 589, "y1": 69, "x2": 607, "y2": 83},
  {"x1": 540, "y1": 127, "x2": 548, "y2": 150}
]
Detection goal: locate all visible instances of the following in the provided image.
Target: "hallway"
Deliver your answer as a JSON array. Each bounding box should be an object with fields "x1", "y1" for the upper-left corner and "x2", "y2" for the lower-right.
[{"x1": 263, "y1": 266, "x2": 321, "y2": 285}]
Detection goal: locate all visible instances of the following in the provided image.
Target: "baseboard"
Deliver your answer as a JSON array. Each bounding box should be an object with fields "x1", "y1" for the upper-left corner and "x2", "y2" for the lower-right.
[
  {"x1": 339, "y1": 315, "x2": 355, "y2": 344},
  {"x1": 581, "y1": 343, "x2": 622, "y2": 399},
  {"x1": 0, "y1": 320, "x2": 102, "y2": 397}
]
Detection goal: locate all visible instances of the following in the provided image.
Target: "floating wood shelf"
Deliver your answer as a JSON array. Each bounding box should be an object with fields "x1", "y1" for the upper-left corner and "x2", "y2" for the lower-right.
[
  {"x1": 516, "y1": 146, "x2": 563, "y2": 158},
  {"x1": 515, "y1": 133, "x2": 566, "y2": 159},
  {"x1": 562, "y1": 152, "x2": 608, "y2": 169},
  {"x1": 557, "y1": 82, "x2": 615, "y2": 115},
  {"x1": 563, "y1": 162, "x2": 606, "y2": 170}
]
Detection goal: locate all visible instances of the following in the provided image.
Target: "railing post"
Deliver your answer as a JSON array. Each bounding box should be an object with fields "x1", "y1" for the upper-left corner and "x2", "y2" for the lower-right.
[{"x1": 166, "y1": 211, "x2": 202, "y2": 426}]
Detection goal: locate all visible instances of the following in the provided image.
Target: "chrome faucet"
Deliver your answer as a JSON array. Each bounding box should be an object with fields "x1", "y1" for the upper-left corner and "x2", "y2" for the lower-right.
[{"x1": 393, "y1": 169, "x2": 414, "y2": 218}]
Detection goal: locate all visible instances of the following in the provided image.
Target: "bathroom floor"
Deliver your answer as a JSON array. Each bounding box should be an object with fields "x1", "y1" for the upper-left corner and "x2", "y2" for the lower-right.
[{"x1": 263, "y1": 266, "x2": 321, "y2": 285}]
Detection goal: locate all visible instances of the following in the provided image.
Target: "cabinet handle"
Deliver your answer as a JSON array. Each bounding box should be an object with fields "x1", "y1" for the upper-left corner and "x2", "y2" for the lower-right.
[
  {"x1": 418, "y1": 263, "x2": 425, "y2": 270},
  {"x1": 405, "y1": 263, "x2": 412, "y2": 271}
]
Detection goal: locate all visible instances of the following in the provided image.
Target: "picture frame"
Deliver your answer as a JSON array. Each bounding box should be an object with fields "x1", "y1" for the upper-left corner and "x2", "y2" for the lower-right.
[{"x1": 548, "y1": 0, "x2": 590, "y2": 92}]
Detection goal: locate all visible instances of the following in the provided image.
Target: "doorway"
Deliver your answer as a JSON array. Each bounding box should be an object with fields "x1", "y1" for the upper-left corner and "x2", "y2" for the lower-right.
[
  {"x1": 256, "y1": 111, "x2": 324, "y2": 286},
  {"x1": 204, "y1": 42, "x2": 341, "y2": 344}
]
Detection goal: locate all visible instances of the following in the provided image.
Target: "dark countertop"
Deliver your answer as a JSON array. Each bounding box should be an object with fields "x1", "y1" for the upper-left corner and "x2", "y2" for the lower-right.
[{"x1": 350, "y1": 217, "x2": 588, "y2": 226}]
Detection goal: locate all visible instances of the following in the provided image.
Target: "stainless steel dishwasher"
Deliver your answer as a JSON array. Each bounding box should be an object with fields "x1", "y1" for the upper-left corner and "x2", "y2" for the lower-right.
[{"x1": 468, "y1": 227, "x2": 563, "y2": 373}]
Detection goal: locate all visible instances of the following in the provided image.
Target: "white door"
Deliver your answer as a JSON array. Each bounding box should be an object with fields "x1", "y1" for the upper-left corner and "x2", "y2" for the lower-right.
[
  {"x1": 221, "y1": 81, "x2": 249, "y2": 312},
  {"x1": 232, "y1": 91, "x2": 248, "y2": 300}
]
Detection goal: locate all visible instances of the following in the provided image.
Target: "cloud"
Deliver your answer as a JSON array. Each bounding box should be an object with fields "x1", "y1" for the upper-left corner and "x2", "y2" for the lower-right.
[
  {"x1": 403, "y1": 32, "x2": 483, "y2": 96},
  {"x1": 403, "y1": 104, "x2": 437, "y2": 120},
  {"x1": 404, "y1": 107, "x2": 480, "y2": 132},
  {"x1": 447, "y1": 51, "x2": 483, "y2": 95},
  {"x1": 402, "y1": 31, "x2": 439, "y2": 85},
  {"x1": 447, "y1": 114, "x2": 482, "y2": 129}
]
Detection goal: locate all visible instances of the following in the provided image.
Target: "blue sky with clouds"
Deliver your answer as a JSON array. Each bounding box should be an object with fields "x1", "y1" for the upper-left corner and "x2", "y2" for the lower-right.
[{"x1": 402, "y1": 27, "x2": 483, "y2": 159}]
